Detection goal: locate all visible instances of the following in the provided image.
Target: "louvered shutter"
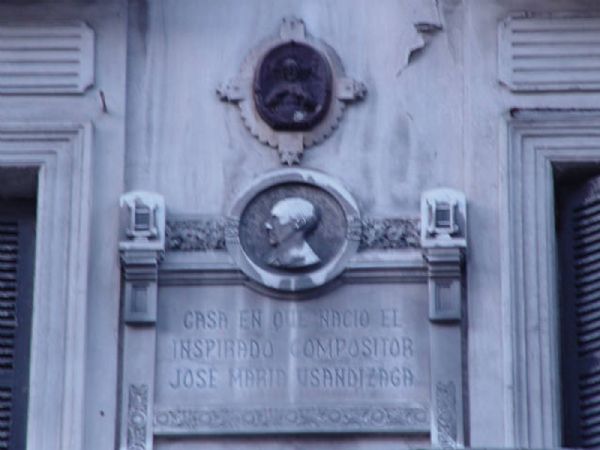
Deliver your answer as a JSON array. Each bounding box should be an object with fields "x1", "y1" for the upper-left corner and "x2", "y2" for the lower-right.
[
  {"x1": 0, "y1": 202, "x2": 35, "y2": 450},
  {"x1": 559, "y1": 175, "x2": 600, "y2": 448}
]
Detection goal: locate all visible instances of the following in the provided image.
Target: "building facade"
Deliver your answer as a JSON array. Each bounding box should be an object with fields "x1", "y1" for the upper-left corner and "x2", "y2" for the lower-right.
[{"x1": 1, "y1": 0, "x2": 600, "y2": 449}]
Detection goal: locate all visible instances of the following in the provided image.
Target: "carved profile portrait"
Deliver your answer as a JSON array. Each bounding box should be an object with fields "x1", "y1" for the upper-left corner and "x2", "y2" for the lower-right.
[
  {"x1": 264, "y1": 197, "x2": 321, "y2": 269},
  {"x1": 229, "y1": 169, "x2": 361, "y2": 292}
]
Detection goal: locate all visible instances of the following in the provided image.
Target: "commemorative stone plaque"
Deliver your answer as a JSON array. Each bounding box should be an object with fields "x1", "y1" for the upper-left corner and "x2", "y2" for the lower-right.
[
  {"x1": 151, "y1": 169, "x2": 432, "y2": 435},
  {"x1": 153, "y1": 283, "x2": 429, "y2": 434},
  {"x1": 118, "y1": 179, "x2": 467, "y2": 446}
]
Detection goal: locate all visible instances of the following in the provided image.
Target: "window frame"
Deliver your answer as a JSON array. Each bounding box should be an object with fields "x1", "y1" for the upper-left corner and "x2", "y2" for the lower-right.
[
  {"x1": 502, "y1": 111, "x2": 600, "y2": 447},
  {"x1": 0, "y1": 123, "x2": 92, "y2": 450}
]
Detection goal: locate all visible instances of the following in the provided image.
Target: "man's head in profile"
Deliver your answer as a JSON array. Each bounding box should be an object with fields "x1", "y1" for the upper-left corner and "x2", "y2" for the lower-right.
[{"x1": 264, "y1": 197, "x2": 321, "y2": 269}]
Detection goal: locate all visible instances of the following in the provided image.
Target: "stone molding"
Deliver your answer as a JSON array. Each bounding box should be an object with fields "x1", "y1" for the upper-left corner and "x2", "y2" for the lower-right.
[
  {"x1": 158, "y1": 251, "x2": 428, "y2": 289},
  {"x1": 153, "y1": 404, "x2": 429, "y2": 434},
  {"x1": 424, "y1": 248, "x2": 464, "y2": 322}
]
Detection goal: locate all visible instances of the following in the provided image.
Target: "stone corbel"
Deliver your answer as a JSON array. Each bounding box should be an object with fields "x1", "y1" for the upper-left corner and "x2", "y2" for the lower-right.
[
  {"x1": 119, "y1": 191, "x2": 165, "y2": 450},
  {"x1": 421, "y1": 188, "x2": 466, "y2": 449},
  {"x1": 422, "y1": 188, "x2": 466, "y2": 322},
  {"x1": 424, "y1": 248, "x2": 463, "y2": 322},
  {"x1": 119, "y1": 191, "x2": 165, "y2": 324}
]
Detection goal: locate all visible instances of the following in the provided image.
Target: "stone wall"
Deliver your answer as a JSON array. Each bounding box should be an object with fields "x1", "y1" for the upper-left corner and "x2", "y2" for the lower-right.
[{"x1": 1, "y1": 0, "x2": 600, "y2": 449}]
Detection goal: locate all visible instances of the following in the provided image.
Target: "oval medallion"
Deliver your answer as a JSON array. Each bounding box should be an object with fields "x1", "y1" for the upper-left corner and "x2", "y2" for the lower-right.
[{"x1": 254, "y1": 42, "x2": 333, "y2": 131}]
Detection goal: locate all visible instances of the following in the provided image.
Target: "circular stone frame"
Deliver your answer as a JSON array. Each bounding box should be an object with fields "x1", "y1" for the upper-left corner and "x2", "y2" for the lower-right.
[{"x1": 226, "y1": 169, "x2": 361, "y2": 292}]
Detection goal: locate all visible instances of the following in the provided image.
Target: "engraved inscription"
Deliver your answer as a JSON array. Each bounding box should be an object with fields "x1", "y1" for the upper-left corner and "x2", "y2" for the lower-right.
[
  {"x1": 127, "y1": 384, "x2": 148, "y2": 450},
  {"x1": 154, "y1": 284, "x2": 430, "y2": 434}
]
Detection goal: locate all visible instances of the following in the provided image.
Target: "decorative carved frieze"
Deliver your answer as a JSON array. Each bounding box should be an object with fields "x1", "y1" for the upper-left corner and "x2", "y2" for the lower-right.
[
  {"x1": 0, "y1": 22, "x2": 94, "y2": 94},
  {"x1": 165, "y1": 216, "x2": 421, "y2": 252},
  {"x1": 499, "y1": 13, "x2": 600, "y2": 92},
  {"x1": 127, "y1": 384, "x2": 149, "y2": 450},
  {"x1": 359, "y1": 218, "x2": 420, "y2": 250},
  {"x1": 166, "y1": 218, "x2": 227, "y2": 251},
  {"x1": 436, "y1": 381, "x2": 458, "y2": 449},
  {"x1": 154, "y1": 404, "x2": 429, "y2": 434}
]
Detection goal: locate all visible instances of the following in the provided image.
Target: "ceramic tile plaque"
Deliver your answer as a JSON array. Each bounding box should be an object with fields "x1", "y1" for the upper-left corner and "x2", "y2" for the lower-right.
[{"x1": 153, "y1": 283, "x2": 430, "y2": 435}]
